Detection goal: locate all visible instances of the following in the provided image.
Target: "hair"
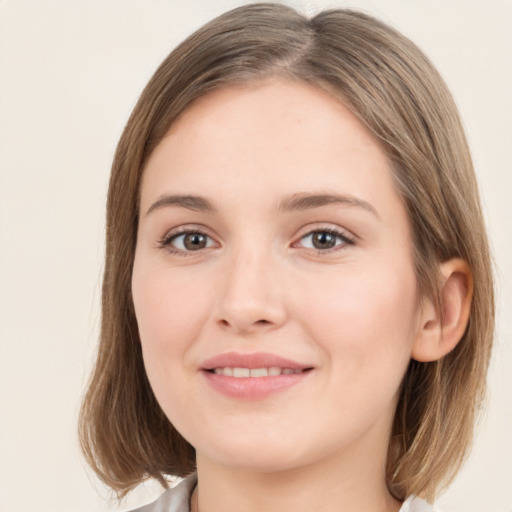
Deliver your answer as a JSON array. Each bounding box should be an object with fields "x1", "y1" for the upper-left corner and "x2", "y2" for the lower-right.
[{"x1": 79, "y1": 2, "x2": 494, "y2": 502}]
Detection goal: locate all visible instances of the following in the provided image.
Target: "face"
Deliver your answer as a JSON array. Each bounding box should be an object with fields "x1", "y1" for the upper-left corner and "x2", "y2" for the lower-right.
[{"x1": 132, "y1": 79, "x2": 423, "y2": 474}]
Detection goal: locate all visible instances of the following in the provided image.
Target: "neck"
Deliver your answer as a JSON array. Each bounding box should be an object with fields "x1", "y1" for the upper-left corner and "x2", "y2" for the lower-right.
[{"x1": 192, "y1": 442, "x2": 401, "y2": 512}]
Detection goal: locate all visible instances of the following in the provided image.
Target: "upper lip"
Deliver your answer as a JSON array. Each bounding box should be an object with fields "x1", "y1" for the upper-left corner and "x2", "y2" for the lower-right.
[{"x1": 201, "y1": 352, "x2": 312, "y2": 371}]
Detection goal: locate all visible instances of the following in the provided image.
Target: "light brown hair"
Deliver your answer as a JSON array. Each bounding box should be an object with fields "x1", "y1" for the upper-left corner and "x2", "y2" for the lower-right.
[{"x1": 79, "y1": 3, "x2": 494, "y2": 501}]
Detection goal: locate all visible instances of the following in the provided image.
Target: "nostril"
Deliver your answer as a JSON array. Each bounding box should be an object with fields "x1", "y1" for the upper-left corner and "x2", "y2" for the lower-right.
[{"x1": 217, "y1": 317, "x2": 272, "y2": 331}]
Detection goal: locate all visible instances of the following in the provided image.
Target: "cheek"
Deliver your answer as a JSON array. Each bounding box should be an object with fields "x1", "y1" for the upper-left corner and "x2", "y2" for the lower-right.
[
  {"x1": 295, "y1": 263, "x2": 419, "y2": 446},
  {"x1": 300, "y1": 260, "x2": 419, "y2": 376},
  {"x1": 131, "y1": 263, "x2": 212, "y2": 390}
]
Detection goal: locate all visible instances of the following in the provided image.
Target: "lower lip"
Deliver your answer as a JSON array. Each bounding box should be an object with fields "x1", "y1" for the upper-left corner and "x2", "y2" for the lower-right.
[{"x1": 202, "y1": 371, "x2": 311, "y2": 400}]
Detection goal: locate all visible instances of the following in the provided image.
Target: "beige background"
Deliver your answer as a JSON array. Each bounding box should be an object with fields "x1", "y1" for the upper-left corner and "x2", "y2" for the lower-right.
[{"x1": 0, "y1": 1, "x2": 510, "y2": 511}]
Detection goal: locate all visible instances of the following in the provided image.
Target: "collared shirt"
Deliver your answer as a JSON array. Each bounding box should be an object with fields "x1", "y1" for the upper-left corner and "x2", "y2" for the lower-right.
[{"x1": 130, "y1": 474, "x2": 440, "y2": 512}]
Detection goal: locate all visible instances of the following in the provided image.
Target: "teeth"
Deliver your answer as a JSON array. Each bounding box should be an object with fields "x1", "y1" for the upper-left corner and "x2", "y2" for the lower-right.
[
  {"x1": 250, "y1": 368, "x2": 268, "y2": 377},
  {"x1": 212, "y1": 367, "x2": 302, "y2": 377},
  {"x1": 233, "y1": 367, "x2": 250, "y2": 378}
]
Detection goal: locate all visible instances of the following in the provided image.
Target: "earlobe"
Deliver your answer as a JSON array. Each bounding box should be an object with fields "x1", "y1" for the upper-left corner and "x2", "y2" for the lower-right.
[{"x1": 412, "y1": 259, "x2": 473, "y2": 362}]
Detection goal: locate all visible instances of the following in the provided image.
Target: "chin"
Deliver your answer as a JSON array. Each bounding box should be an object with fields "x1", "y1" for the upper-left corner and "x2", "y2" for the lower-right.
[{"x1": 195, "y1": 432, "x2": 321, "y2": 474}]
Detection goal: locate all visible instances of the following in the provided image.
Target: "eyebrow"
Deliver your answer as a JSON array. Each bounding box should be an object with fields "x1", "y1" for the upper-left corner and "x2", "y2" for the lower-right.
[
  {"x1": 279, "y1": 192, "x2": 379, "y2": 217},
  {"x1": 144, "y1": 192, "x2": 378, "y2": 218},
  {"x1": 145, "y1": 194, "x2": 217, "y2": 216}
]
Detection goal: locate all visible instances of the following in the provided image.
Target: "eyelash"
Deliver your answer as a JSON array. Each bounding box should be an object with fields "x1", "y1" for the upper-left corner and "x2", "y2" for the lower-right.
[
  {"x1": 157, "y1": 228, "x2": 216, "y2": 256},
  {"x1": 157, "y1": 226, "x2": 355, "y2": 256},
  {"x1": 294, "y1": 227, "x2": 355, "y2": 253}
]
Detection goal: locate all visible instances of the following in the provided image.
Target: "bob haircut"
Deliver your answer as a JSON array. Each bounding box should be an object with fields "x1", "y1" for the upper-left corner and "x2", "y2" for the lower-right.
[{"x1": 79, "y1": 2, "x2": 494, "y2": 502}]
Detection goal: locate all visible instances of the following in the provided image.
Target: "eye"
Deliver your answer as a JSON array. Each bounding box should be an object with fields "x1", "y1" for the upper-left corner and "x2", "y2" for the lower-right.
[
  {"x1": 160, "y1": 230, "x2": 216, "y2": 253},
  {"x1": 296, "y1": 229, "x2": 354, "y2": 251}
]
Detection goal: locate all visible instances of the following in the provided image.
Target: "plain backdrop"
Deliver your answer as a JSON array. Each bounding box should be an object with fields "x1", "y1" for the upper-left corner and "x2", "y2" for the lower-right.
[{"x1": 0, "y1": 1, "x2": 511, "y2": 511}]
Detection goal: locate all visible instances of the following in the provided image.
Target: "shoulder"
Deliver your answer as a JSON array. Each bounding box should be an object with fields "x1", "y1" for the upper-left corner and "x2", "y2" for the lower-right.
[
  {"x1": 400, "y1": 495, "x2": 442, "y2": 512},
  {"x1": 128, "y1": 475, "x2": 197, "y2": 512}
]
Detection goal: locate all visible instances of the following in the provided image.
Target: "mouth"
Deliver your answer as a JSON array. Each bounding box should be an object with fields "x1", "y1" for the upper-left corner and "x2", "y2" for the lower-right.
[
  {"x1": 209, "y1": 367, "x2": 310, "y2": 377},
  {"x1": 200, "y1": 352, "x2": 314, "y2": 400}
]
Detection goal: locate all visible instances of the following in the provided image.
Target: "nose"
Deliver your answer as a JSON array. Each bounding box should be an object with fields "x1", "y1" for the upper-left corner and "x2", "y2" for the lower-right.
[{"x1": 214, "y1": 247, "x2": 288, "y2": 335}]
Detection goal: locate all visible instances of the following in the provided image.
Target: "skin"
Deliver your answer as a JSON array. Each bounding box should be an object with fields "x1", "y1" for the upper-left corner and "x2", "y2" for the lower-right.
[{"x1": 132, "y1": 79, "x2": 465, "y2": 512}]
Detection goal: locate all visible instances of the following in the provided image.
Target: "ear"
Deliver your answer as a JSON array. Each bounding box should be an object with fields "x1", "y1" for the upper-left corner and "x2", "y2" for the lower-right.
[{"x1": 412, "y1": 258, "x2": 473, "y2": 362}]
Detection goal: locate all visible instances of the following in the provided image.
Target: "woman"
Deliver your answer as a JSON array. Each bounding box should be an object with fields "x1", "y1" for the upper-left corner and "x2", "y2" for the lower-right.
[{"x1": 79, "y1": 4, "x2": 494, "y2": 511}]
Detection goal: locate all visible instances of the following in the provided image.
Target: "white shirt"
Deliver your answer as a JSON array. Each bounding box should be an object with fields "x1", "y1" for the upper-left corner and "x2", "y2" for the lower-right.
[{"x1": 131, "y1": 475, "x2": 439, "y2": 512}]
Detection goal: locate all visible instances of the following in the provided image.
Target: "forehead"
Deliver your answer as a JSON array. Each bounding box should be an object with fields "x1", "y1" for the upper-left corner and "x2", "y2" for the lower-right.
[{"x1": 140, "y1": 79, "x2": 401, "y2": 220}]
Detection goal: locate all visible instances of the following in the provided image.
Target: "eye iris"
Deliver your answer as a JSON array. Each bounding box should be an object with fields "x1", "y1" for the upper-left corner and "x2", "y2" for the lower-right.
[
  {"x1": 312, "y1": 231, "x2": 336, "y2": 249},
  {"x1": 184, "y1": 233, "x2": 207, "y2": 250}
]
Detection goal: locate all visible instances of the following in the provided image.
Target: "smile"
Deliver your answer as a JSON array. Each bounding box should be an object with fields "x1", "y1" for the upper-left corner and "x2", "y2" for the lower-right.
[
  {"x1": 200, "y1": 352, "x2": 313, "y2": 400},
  {"x1": 211, "y1": 367, "x2": 304, "y2": 377}
]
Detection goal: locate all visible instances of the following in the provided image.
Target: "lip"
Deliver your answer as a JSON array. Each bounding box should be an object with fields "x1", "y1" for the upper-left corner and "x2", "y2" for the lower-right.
[
  {"x1": 201, "y1": 351, "x2": 310, "y2": 371},
  {"x1": 200, "y1": 351, "x2": 313, "y2": 400}
]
